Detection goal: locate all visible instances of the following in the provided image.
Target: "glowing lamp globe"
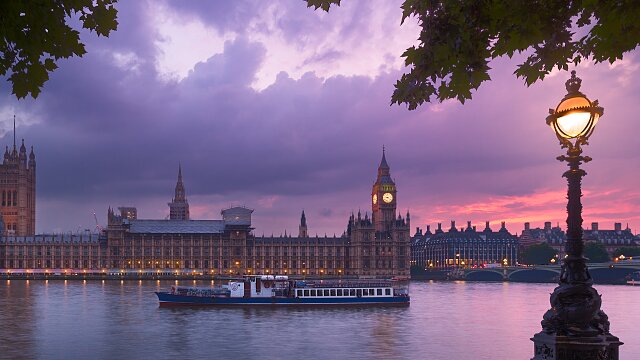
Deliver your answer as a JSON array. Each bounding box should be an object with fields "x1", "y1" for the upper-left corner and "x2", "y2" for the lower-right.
[{"x1": 546, "y1": 71, "x2": 603, "y2": 144}]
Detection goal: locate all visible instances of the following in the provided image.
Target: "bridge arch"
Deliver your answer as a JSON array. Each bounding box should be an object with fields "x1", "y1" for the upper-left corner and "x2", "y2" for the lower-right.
[{"x1": 465, "y1": 269, "x2": 504, "y2": 281}]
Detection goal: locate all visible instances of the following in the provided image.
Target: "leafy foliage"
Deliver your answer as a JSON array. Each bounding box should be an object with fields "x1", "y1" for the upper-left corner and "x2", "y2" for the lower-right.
[
  {"x1": 306, "y1": 1, "x2": 640, "y2": 109},
  {"x1": 521, "y1": 242, "x2": 558, "y2": 265},
  {"x1": 584, "y1": 242, "x2": 610, "y2": 263},
  {"x1": 305, "y1": 0, "x2": 341, "y2": 12},
  {"x1": 0, "y1": 0, "x2": 118, "y2": 99},
  {"x1": 612, "y1": 247, "x2": 640, "y2": 258}
]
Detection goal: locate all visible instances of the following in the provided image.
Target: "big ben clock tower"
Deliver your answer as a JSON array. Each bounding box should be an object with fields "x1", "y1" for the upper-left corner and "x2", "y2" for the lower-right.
[{"x1": 372, "y1": 147, "x2": 396, "y2": 233}]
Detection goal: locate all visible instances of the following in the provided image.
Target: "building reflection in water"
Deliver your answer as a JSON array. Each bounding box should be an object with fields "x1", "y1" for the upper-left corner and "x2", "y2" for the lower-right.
[{"x1": 0, "y1": 280, "x2": 37, "y2": 359}]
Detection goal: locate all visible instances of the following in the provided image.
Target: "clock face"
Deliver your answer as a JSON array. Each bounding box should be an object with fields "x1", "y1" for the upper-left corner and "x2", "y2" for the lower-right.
[
  {"x1": 372, "y1": 194, "x2": 377, "y2": 204},
  {"x1": 383, "y1": 192, "x2": 393, "y2": 203}
]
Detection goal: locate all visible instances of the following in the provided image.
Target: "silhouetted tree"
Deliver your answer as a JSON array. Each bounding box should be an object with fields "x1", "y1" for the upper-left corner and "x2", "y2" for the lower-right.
[
  {"x1": 521, "y1": 243, "x2": 558, "y2": 265},
  {"x1": 584, "y1": 242, "x2": 610, "y2": 263},
  {"x1": 307, "y1": 1, "x2": 640, "y2": 108},
  {"x1": 0, "y1": 0, "x2": 119, "y2": 98}
]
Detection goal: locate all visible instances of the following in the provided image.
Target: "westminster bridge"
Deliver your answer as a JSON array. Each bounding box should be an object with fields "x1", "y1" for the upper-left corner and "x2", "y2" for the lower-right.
[{"x1": 447, "y1": 261, "x2": 640, "y2": 284}]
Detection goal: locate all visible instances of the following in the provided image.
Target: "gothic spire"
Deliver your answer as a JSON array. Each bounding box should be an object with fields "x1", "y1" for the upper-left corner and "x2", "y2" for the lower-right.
[
  {"x1": 379, "y1": 145, "x2": 389, "y2": 170},
  {"x1": 173, "y1": 164, "x2": 186, "y2": 202},
  {"x1": 168, "y1": 163, "x2": 189, "y2": 220}
]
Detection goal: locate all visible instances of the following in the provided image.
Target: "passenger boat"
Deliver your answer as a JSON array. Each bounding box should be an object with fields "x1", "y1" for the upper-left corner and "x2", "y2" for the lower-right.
[{"x1": 155, "y1": 275, "x2": 410, "y2": 306}]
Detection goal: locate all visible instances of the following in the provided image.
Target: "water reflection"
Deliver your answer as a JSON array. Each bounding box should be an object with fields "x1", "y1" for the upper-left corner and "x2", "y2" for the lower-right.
[{"x1": 0, "y1": 280, "x2": 638, "y2": 359}]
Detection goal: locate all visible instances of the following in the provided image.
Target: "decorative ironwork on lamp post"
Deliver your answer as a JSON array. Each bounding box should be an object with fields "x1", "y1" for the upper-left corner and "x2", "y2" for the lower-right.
[{"x1": 531, "y1": 71, "x2": 622, "y2": 359}]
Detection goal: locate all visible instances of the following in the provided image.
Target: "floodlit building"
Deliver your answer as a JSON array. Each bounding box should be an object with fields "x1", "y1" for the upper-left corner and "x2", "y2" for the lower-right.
[
  {"x1": 411, "y1": 221, "x2": 518, "y2": 269},
  {"x1": 1, "y1": 152, "x2": 411, "y2": 278}
]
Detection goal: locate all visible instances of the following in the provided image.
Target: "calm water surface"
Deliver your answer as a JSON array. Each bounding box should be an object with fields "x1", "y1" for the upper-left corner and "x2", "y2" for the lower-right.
[{"x1": 0, "y1": 280, "x2": 638, "y2": 360}]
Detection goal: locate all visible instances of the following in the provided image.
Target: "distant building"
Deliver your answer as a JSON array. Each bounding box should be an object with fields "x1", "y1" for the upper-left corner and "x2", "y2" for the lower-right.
[
  {"x1": 519, "y1": 222, "x2": 566, "y2": 256},
  {"x1": 0, "y1": 150, "x2": 410, "y2": 278},
  {"x1": 584, "y1": 222, "x2": 638, "y2": 254},
  {"x1": 0, "y1": 122, "x2": 36, "y2": 236},
  {"x1": 411, "y1": 221, "x2": 518, "y2": 269},
  {"x1": 519, "y1": 222, "x2": 638, "y2": 257}
]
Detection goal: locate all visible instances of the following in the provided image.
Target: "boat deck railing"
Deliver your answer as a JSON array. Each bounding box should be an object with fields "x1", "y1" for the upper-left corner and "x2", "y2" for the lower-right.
[{"x1": 297, "y1": 281, "x2": 401, "y2": 289}]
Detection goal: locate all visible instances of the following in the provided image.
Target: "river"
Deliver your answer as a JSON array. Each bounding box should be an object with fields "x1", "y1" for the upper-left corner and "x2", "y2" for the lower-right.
[{"x1": 0, "y1": 280, "x2": 638, "y2": 359}]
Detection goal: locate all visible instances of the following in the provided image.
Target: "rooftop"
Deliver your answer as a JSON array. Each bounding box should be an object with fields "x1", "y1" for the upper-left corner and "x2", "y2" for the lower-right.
[{"x1": 128, "y1": 220, "x2": 225, "y2": 234}]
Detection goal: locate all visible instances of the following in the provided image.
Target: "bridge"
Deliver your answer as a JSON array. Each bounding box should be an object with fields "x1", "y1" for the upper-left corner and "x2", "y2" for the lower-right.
[{"x1": 451, "y1": 261, "x2": 640, "y2": 284}]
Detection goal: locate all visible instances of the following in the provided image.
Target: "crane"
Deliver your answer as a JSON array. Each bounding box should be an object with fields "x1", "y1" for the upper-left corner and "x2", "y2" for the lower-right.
[{"x1": 93, "y1": 211, "x2": 103, "y2": 232}]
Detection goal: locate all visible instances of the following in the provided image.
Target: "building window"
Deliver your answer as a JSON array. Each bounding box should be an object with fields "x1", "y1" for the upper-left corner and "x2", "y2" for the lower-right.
[
  {"x1": 13, "y1": 191, "x2": 17, "y2": 206},
  {"x1": 1, "y1": 190, "x2": 4, "y2": 206}
]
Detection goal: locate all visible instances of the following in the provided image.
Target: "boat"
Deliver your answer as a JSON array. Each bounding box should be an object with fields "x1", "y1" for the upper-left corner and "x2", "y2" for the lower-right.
[
  {"x1": 155, "y1": 275, "x2": 410, "y2": 306},
  {"x1": 627, "y1": 271, "x2": 640, "y2": 286}
]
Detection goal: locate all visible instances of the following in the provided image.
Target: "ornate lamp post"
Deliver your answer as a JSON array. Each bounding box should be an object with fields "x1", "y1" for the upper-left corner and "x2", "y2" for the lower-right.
[{"x1": 531, "y1": 71, "x2": 622, "y2": 359}]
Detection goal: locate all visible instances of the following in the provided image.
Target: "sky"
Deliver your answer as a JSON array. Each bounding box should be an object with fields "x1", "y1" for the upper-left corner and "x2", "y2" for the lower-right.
[{"x1": 1, "y1": 0, "x2": 639, "y2": 236}]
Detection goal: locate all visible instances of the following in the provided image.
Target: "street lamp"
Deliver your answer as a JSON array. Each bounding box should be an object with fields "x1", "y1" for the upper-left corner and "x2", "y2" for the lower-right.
[{"x1": 532, "y1": 71, "x2": 621, "y2": 359}]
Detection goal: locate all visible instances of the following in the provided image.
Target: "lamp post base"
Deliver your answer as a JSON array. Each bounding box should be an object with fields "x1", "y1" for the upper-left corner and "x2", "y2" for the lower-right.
[{"x1": 531, "y1": 331, "x2": 622, "y2": 360}]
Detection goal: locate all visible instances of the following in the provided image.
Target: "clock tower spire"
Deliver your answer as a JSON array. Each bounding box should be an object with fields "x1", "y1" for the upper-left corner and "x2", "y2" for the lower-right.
[{"x1": 372, "y1": 147, "x2": 396, "y2": 233}]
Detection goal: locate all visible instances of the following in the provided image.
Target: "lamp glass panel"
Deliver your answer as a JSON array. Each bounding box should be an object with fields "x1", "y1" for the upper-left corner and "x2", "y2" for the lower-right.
[
  {"x1": 556, "y1": 96, "x2": 590, "y2": 113},
  {"x1": 556, "y1": 111, "x2": 591, "y2": 138}
]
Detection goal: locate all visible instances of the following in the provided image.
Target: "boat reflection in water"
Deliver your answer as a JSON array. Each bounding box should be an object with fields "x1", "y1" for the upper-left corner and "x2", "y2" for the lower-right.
[{"x1": 155, "y1": 275, "x2": 410, "y2": 306}]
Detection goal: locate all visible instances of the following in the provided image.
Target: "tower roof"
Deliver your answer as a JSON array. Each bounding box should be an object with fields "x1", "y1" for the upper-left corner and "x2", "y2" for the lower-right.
[
  {"x1": 376, "y1": 146, "x2": 394, "y2": 185},
  {"x1": 172, "y1": 164, "x2": 187, "y2": 203},
  {"x1": 379, "y1": 146, "x2": 389, "y2": 170}
]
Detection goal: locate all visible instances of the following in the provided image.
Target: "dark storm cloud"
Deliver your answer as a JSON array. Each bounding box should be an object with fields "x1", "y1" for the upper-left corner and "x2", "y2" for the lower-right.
[{"x1": 1, "y1": 0, "x2": 639, "y2": 234}]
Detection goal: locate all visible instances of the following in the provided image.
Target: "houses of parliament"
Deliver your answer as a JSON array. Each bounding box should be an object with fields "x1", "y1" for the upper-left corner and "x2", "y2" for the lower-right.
[{"x1": 0, "y1": 144, "x2": 411, "y2": 278}]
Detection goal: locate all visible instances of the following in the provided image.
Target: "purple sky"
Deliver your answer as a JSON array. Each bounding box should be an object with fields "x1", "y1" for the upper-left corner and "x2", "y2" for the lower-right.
[{"x1": 1, "y1": 1, "x2": 639, "y2": 236}]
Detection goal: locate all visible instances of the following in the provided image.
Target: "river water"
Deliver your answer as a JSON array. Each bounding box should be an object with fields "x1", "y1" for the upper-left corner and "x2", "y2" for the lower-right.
[{"x1": 0, "y1": 280, "x2": 638, "y2": 359}]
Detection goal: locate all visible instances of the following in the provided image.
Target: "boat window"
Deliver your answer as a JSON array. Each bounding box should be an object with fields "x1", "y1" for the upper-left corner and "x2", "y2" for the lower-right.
[
  {"x1": 370, "y1": 289, "x2": 374, "y2": 295},
  {"x1": 324, "y1": 289, "x2": 330, "y2": 296},
  {"x1": 330, "y1": 289, "x2": 336, "y2": 296},
  {"x1": 385, "y1": 288, "x2": 391, "y2": 296},
  {"x1": 356, "y1": 289, "x2": 362, "y2": 297},
  {"x1": 377, "y1": 289, "x2": 382, "y2": 296},
  {"x1": 311, "y1": 290, "x2": 317, "y2": 296},
  {"x1": 304, "y1": 290, "x2": 310, "y2": 297},
  {"x1": 363, "y1": 289, "x2": 368, "y2": 296},
  {"x1": 350, "y1": 289, "x2": 356, "y2": 296},
  {"x1": 297, "y1": 290, "x2": 303, "y2": 297},
  {"x1": 337, "y1": 289, "x2": 343, "y2": 296}
]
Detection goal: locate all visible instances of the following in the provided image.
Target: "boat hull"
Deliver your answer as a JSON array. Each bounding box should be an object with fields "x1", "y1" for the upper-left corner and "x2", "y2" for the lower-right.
[{"x1": 156, "y1": 292, "x2": 410, "y2": 306}]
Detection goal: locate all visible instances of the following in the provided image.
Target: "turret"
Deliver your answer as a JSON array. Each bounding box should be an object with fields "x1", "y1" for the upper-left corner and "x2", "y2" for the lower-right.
[
  {"x1": 28, "y1": 146, "x2": 36, "y2": 169},
  {"x1": 298, "y1": 210, "x2": 308, "y2": 238},
  {"x1": 19, "y1": 139, "x2": 27, "y2": 167}
]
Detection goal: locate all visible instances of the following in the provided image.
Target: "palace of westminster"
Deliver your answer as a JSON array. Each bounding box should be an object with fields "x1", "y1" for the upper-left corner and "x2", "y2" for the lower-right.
[{"x1": 0, "y1": 136, "x2": 411, "y2": 278}]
